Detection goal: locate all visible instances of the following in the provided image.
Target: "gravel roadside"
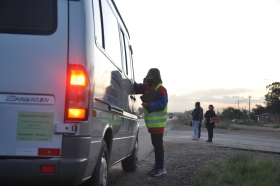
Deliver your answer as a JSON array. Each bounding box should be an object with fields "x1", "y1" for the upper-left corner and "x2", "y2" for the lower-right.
[{"x1": 108, "y1": 122, "x2": 280, "y2": 186}]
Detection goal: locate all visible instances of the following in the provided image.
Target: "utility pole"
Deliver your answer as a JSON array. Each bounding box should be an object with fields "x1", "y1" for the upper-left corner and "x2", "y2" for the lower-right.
[
  {"x1": 237, "y1": 100, "x2": 240, "y2": 110},
  {"x1": 248, "y1": 96, "x2": 251, "y2": 120},
  {"x1": 236, "y1": 99, "x2": 246, "y2": 110}
]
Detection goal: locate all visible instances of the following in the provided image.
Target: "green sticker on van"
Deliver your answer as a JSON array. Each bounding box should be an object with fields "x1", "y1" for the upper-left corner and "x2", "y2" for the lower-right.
[{"x1": 17, "y1": 112, "x2": 54, "y2": 141}]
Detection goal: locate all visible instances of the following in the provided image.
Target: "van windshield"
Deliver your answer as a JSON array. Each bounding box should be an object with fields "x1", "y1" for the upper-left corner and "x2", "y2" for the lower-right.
[{"x1": 0, "y1": 0, "x2": 57, "y2": 35}]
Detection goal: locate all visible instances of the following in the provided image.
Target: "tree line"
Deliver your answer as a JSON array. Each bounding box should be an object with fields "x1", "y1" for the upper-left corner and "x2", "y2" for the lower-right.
[
  {"x1": 218, "y1": 82, "x2": 280, "y2": 121},
  {"x1": 252, "y1": 82, "x2": 280, "y2": 115},
  {"x1": 138, "y1": 82, "x2": 280, "y2": 121}
]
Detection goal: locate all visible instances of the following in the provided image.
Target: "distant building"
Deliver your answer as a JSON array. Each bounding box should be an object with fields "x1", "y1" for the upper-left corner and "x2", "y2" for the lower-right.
[{"x1": 256, "y1": 113, "x2": 280, "y2": 124}]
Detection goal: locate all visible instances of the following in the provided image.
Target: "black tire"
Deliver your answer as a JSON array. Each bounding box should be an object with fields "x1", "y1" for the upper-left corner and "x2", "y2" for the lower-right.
[
  {"x1": 82, "y1": 141, "x2": 108, "y2": 186},
  {"x1": 121, "y1": 138, "x2": 138, "y2": 172}
]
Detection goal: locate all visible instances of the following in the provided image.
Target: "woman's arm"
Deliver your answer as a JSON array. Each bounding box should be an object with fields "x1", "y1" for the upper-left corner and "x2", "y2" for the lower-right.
[
  {"x1": 148, "y1": 86, "x2": 168, "y2": 111},
  {"x1": 192, "y1": 108, "x2": 200, "y2": 118},
  {"x1": 134, "y1": 82, "x2": 147, "y2": 94},
  {"x1": 204, "y1": 111, "x2": 208, "y2": 118}
]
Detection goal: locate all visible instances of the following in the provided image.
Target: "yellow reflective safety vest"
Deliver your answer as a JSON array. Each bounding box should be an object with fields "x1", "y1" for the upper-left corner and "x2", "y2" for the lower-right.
[{"x1": 144, "y1": 84, "x2": 168, "y2": 128}]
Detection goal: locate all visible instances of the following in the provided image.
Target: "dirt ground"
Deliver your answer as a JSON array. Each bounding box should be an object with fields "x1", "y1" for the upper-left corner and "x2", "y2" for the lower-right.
[{"x1": 108, "y1": 122, "x2": 280, "y2": 186}]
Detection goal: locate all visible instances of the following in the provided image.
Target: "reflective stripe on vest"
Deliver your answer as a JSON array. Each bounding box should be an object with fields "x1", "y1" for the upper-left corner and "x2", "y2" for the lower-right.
[{"x1": 144, "y1": 84, "x2": 167, "y2": 128}]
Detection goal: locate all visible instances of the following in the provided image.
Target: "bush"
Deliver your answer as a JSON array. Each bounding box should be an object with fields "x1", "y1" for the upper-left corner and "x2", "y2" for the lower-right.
[{"x1": 177, "y1": 114, "x2": 191, "y2": 125}]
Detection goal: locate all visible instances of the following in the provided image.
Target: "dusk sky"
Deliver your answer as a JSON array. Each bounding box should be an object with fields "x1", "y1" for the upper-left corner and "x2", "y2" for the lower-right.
[{"x1": 115, "y1": 0, "x2": 280, "y2": 112}]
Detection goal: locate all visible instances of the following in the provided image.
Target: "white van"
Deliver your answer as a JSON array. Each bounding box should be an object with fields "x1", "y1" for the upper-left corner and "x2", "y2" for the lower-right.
[{"x1": 0, "y1": 0, "x2": 139, "y2": 185}]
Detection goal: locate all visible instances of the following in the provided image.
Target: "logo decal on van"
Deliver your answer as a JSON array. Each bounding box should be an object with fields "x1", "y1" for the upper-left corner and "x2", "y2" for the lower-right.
[{"x1": 6, "y1": 96, "x2": 49, "y2": 103}]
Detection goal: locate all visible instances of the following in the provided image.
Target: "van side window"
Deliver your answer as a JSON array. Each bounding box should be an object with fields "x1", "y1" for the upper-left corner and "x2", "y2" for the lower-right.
[
  {"x1": 93, "y1": 0, "x2": 103, "y2": 46},
  {"x1": 101, "y1": 0, "x2": 122, "y2": 68},
  {"x1": 121, "y1": 30, "x2": 132, "y2": 80},
  {"x1": 0, "y1": 0, "x2": 57, "y2": 35},
  {"x1": 125, "y1": 37, "x2": 133, "y2": 80},
  {"x1": 131, "y1": 56, "x2": 135, "y2": 81}
]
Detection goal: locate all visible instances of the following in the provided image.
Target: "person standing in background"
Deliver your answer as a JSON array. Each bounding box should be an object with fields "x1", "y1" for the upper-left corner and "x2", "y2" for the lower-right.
[
  {"x1": 204, "y1": 104, "x2": 216, "y2": 142},
  {"x1": 191, "y1": 102, "x2": 200, "y2": 140},
  {"x1": 198, "y1": 103, "x2": 203, "y2": 138},
  {"x1": 134, "y1": 68, "x2": 168, "y2": 177}
]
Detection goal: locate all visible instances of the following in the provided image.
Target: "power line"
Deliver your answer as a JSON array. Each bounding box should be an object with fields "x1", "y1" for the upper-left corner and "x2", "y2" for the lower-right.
[{"x1": 235, "y1": 99, "x2": 247, "y2": 110}]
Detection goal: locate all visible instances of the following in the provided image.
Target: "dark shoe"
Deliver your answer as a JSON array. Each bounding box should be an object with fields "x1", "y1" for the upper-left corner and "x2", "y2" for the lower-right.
[
  {"x1": 153, "y1": 168, "x2": 166, "y2": 177},
  {"x1": 147, "y1": 167, "x2": 156, "y2": 175},
  {"x1": 206, "y1": 139, "x2": 212, "y2": 142}
]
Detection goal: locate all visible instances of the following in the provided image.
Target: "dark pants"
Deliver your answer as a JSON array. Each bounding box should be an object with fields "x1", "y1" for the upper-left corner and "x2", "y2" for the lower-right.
[
  {"x1": 206, "y1": 123, "x2": 214, "y2": 140},
  {"x1": 151, "y1": 133, "x2": 164, "y2": 169},
  {"x1": 198, "y1": 120, "x2": 202, "y2": 138}
]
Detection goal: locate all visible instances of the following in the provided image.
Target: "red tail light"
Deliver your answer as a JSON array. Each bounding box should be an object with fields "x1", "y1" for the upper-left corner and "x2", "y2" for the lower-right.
[
  {"x1": 64, "y1": 64, "x2": 90, "y2": 121},
  {"x1": 40, "y1": 166, "x2": 55, "y2": 173}
]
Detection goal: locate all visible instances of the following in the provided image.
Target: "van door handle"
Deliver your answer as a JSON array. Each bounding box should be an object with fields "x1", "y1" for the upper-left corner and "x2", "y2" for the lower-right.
[{"x1": 109, "y1": 105, "x2": 123, "y2": 114}]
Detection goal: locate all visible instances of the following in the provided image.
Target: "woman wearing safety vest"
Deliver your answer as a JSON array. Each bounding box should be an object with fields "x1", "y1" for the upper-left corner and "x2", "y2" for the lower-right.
[{"x1": 134, "y1": 68, "x2": 168, "y2": 177}]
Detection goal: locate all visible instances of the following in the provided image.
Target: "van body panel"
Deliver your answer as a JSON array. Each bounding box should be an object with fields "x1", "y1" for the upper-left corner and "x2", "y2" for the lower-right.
[
  {"x1": 83, "y1": 139, "x2": 102, "y2": 179},
  {"x1": 0, "y1": 0, "x2": 139, "y2": 185},
  {"x1": 59, "y1": 136, "x2": 92, "y2": 186},
  {"x1": 120, "y1": 116, "x2": 138, "y2": 157},
  {"x1": 59, "y1": 158, "x2": 89, "y2": 186},
  {"x1": 0, "y1": 0, "x2": 68, "y2": 157},
  {"x1": 0, "y1": 136, "x2": 93, "y2": 186},
  {"x1": 0, "y1": 159, "x2": 60, "y2": 186},
  {"x1": 68, "y1": 1, "x2": 87, "y2": 68},
  {"x1": 93, "y1": 43, "x2": 123, "y2": 165}
]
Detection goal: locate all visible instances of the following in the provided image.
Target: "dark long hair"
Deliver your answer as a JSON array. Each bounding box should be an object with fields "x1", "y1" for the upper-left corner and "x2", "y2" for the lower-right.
[{"x1": 149, "y1": 68, "x2": 162, "y2": 84}]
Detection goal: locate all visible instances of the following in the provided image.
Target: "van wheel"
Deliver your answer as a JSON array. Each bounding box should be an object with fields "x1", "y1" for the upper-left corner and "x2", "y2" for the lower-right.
[
  {"x1": 121, "y1": 138, "x2": 138, "y2": 172},
  {"x1": 83, "y1": 141, "x2": 108, "y2": 186}
]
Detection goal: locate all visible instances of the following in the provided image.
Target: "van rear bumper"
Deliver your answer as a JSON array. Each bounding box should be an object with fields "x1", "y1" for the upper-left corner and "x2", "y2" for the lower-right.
[
  {"x1": 0, "y1": 158, "x2": 88, "y2": 186},
  {"x1": 0, "y1": 136, "x2": 94, "y2": 186}
]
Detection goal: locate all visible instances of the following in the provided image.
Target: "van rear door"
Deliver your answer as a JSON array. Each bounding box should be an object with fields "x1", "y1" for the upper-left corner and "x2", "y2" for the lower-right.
[{"x1": 0, "y1": 0, "x2": 68, "y2": 157}]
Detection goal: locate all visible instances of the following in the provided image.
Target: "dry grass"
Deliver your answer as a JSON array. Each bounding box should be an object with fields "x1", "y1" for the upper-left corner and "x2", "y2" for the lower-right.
[
  {"x1": 215, "y1": 120, "x2": 239, "y2": 130},
  {"x1": 194, "y1": 153, "x2": 280, "y2": 186},
  {"x1": 178, "y1": 116, "x2": 239, "y2": 130}
]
